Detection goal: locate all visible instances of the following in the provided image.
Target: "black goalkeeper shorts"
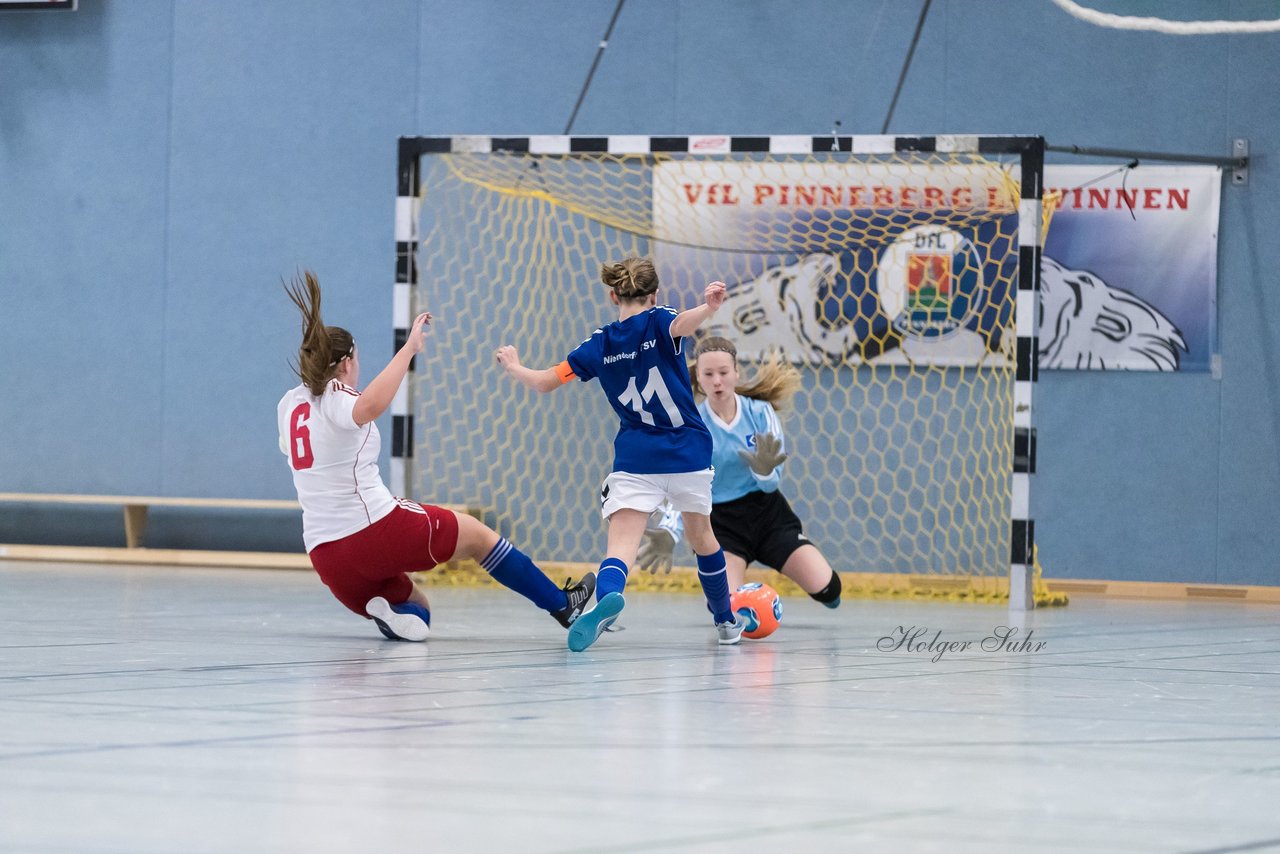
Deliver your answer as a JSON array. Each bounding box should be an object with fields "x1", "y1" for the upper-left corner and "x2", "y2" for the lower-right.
[{"x1": 710, "y1": 489, "x2": 812, "y2": 571}]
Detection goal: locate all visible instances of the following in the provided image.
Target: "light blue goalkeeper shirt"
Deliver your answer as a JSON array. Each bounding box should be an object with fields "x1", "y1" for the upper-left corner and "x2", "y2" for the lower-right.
[
  {"x1": 648, "y1": 393, "x2": 786, "y2": 543},
  {"x1": 699, "y1": 394, "x2": 785, "y2": 504}
]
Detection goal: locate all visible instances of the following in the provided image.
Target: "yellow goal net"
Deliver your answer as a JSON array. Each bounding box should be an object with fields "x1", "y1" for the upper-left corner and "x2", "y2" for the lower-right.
[{"x1": 396, "y1": 135, "x2": 1062, "y2": 606}]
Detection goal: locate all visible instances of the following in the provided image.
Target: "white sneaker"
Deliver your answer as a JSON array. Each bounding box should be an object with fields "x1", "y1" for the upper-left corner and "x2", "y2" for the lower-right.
[
  {"x1": 366, "y1": 596, "x2": 430, "y2": 642},
  {"x1": 715, "y1": 613, "x2": 747, "y2": 645}
]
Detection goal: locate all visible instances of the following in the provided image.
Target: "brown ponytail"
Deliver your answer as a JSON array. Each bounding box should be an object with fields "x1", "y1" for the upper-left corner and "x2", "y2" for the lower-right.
[
  {"x1": 600, "y1": 257, "x2": 659, "y2": 302},
  {"x1": 691, "y1": 336, "x2": 802, "y2": 410},
  {"x1": 283, "y1": 270, "x2": 354, "y2": 397}
]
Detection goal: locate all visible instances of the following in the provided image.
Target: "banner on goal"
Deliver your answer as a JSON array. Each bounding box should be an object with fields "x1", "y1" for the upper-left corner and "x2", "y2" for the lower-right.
[{"x1": 652, "y1": 160, "x2": 1019, "y2": 367}]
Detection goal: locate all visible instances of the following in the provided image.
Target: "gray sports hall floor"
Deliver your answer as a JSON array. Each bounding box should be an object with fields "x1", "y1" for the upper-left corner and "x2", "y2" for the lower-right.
[{"x1": 1, "y1": 561, "x2": 1277, "y2": 854}]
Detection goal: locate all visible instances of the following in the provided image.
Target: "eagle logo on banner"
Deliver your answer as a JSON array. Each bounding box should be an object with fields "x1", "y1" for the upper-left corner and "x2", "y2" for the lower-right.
[
  {"x1": 701, "y1": 250, "x2": 1184, "y2": 370},
  {"x1": 1038, "y1": 256, "x2": 1187, "y2": 371}
]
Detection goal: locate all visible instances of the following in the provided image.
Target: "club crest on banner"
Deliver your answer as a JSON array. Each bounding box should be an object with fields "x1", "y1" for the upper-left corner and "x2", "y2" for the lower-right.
[{"x1": 877, "y1": 226, "x2": 984, "y2": 341}]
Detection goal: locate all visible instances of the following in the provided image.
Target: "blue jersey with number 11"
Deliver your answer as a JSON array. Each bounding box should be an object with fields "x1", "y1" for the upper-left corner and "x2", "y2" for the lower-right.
[{"x1": 566, "y1": 306, "x2": 712, "y2": 475}]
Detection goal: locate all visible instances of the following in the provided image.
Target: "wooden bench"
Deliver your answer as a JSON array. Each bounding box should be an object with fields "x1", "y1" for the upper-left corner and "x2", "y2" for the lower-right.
[
  {"x1": 0, "y1": 493, "x2": 303, "y2": 549},
  {"x1": 0, "y1": 493, "x2": 482, "y2": 569}
]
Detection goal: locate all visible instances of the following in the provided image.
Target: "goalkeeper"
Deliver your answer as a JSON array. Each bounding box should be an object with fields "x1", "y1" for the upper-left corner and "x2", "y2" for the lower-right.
[{"x1": 638, "y1": 337, "x2": 842, "y2": 609}]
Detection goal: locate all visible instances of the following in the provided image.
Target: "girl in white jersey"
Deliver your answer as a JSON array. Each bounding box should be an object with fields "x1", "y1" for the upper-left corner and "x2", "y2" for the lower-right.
[
  {"x1": 496, "y1": 258, "x2": 747, "y2": 652},
  {"x1": 278, "y1": 271, "x2": 594, "y2": 641},
  {"x1": 638, "y1": 336, "x2": 842, "y2": 609}
]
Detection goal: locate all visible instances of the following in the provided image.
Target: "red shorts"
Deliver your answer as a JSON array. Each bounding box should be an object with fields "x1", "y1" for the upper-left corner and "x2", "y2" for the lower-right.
[{"x1": 308, "y1": 502, "x2": 460, "y2": 616}]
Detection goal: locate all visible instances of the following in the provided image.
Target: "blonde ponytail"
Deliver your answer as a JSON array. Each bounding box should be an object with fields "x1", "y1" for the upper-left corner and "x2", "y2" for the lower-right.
[{"x1": 600, "y1": 257, "x2": 659, "y2": 301}]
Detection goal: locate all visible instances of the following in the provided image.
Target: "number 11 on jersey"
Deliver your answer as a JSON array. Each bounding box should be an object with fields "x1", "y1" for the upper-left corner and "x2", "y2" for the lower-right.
[{"x1": 617, "y1": 366, "x2": 684, "y2": 427}]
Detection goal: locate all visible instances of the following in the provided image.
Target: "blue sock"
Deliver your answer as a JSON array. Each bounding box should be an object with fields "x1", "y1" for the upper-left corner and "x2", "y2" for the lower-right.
[
  {"x1": 480, "y1": 538, "x2": 566, "y2": 612},
  {"x1": 697, "y1": 550, "x2": 734, "y2": 624},
  {"x1": 597, "y1": 557, "x2": 628, "y2": 601}
]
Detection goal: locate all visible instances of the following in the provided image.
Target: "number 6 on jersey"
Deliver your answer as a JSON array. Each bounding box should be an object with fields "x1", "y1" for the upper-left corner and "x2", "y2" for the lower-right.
[{"x1": 289, "y1": 402, "x2": 315, "y2": 470}]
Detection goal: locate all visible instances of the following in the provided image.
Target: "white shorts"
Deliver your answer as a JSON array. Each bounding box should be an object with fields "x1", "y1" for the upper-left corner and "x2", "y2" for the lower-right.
[{"x1": 600, "y1": 468, "x2": 714, "y2": 519}]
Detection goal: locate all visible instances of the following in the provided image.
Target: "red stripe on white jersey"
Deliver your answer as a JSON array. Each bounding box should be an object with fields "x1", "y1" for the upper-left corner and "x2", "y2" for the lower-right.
[{"x1": 329, "y1": 380, "x2": 359, "y2": 397}]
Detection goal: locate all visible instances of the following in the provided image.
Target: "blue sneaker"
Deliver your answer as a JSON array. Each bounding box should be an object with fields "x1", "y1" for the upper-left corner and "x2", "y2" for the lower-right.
[
  {"x1": 567, "y1": 592, "x2": 624, "y2": 652},
  {"x1": 822, "y1": 596, "x2": 841, "y2": 609},
  {"x1": 366, "y1": 596, "x2": 431, "y2": 642}
]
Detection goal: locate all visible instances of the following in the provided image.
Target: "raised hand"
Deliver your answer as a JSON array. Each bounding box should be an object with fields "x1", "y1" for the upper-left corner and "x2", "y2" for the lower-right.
[
  {"x1": 404, "y1": 312, "x2": 432, "y2": 355},
  {"x1": 738, "y1": 432, "x2": 788, "y2": 477},
  {"x1": 704, "y1": 281, "x2": 727, "y2": 312},
  {"x1": 636, "y1": 528, "x2": 676, "y2": 575},
  {"x1": 494, "y1": 345, "x2": 523, "y2": 373}
]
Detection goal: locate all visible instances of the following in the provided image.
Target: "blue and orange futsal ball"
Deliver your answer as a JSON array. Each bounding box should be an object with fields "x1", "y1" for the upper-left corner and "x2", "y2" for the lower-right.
[{"x1": 731, "y1": 582, "x2": 783, "y2": 639}]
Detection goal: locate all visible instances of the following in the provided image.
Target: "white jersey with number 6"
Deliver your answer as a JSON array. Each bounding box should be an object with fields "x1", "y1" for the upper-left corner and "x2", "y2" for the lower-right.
[{"x1": 277, "y1": 380, "x2": 397, "y2": 552}]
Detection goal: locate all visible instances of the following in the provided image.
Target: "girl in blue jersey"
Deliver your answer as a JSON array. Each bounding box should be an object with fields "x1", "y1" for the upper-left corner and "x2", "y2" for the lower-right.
[
  {"x1": 496, "y1": 257, "x2": 747, "y2": 651},
  {"x1": 639, "y1": 336, "x2": 842, "y2": 609}
]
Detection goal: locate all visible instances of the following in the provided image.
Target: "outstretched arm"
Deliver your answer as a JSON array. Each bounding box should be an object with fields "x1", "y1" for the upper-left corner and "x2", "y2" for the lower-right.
[
  {"x1": 353, "y1": 311, "x2": 431, "y2": 426},
  {"x1": 670, "y1": 281, "x2": 727, "y2": 339},
  {"x1": 496, "y1": 345, "x2": 564, "y2": 394}
]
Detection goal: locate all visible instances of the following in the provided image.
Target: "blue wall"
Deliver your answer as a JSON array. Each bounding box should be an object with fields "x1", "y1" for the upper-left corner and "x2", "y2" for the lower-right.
[{"x1": 2, "y1": 0, "x2": 1277, "y2": 585}]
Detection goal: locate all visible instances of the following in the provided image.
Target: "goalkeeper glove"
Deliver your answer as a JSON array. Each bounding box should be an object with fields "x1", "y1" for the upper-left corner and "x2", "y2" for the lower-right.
[
  {"x1": 738, "y1": 432, "x2": 788, "y2": 477},
  {"x1": 636, "y1": 528, "x2": 676, "y2": 575}
]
